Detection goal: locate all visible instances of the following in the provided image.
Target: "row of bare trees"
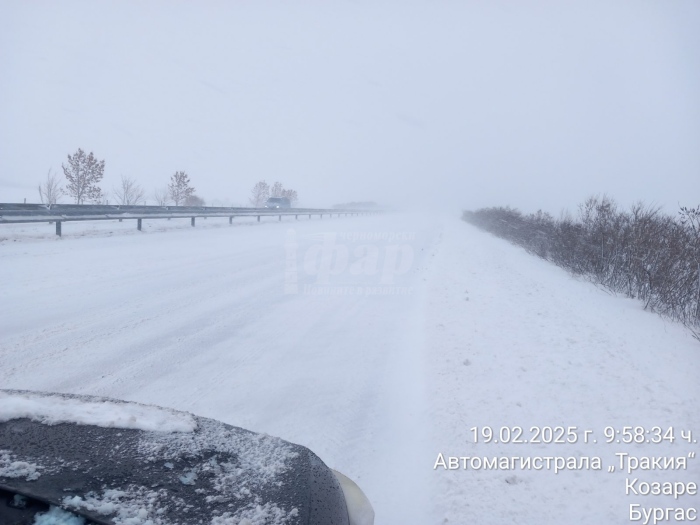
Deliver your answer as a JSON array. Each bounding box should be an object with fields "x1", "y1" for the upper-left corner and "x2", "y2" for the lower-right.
[
  {"x1": 38, "y1": 149, "x2": 203, "y2": 206},
  {"x1": 39, "y1": 150, "x2": 301, "y2": 208},
  {"x1": 462, "y1": 196, "x2": 700, "y2": 331}
]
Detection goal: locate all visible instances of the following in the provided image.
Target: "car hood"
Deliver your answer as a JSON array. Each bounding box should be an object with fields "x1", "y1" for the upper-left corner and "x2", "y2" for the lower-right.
[{"x1": 0, "y1": 390, "x2": 348, "y2": 525}]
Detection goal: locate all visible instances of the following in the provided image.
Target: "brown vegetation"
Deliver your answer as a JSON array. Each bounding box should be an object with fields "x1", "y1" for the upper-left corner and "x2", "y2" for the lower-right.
[{"x1": 462, "y1": 196, "x2": 700, "y2": 333}]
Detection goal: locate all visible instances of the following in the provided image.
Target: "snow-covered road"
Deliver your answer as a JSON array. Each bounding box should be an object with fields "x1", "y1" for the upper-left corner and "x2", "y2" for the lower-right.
[{"x1": 1, "y1": 213, "x2": 698, "y2": 524}]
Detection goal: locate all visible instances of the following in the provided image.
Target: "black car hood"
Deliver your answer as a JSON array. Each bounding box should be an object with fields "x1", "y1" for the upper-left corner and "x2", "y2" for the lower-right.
[{"x1": 0, "y1": 390, "x2": 348, "y2": 525}]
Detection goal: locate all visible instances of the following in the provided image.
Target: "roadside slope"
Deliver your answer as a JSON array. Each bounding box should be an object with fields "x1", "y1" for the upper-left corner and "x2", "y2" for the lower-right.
[{"x1": 425, "y1": 217, "x2": 699, "y2": 524}]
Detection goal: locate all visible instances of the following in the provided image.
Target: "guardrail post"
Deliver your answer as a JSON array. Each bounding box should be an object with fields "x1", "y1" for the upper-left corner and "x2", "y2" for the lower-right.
[
  {"x1": 257, "y1": 215, "x2": 260, "y2": 222},
  {"x1": 55, "y1": 221, "x2": 62, "y2": 237},
  {"x1": 295, "y1": 214, "x2": 298, "y2": 220},
  {"x1": 229, "y1": 216, "x2": 233, "y2": 224},
  {"x1": 279, "y1": 215, "x2": 282, "y2": 221},
  {"x1": 308, "y1": 214, "x2": 311, "y2": 219},
  {"x1": 191, "y1": 217, "x2": 195, "y2": 227},
  {"x1": 137, "y1": 218, "x2": 142, "y2": 231},
  {"x1": 320, "y1": 214, "x2": 323, "y2": 219}
]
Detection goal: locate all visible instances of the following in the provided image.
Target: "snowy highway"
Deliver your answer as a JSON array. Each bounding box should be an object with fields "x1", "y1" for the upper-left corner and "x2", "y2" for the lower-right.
[{"x1": 1, "y1": 213, "x2": 698, "y2": 524}]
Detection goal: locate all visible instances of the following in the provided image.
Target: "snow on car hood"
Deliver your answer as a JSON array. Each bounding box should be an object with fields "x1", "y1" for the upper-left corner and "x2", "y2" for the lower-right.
[
  {"x1": 0, "y1": 391, "x2": 197, "y2": 433},
  {"x1": 0, "y1": 390, "x2": 348, "y2": 525}
]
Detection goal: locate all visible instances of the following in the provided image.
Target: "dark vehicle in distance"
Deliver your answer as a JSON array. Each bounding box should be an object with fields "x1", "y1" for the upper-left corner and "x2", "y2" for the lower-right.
[{"x1": 264, "y1": 197, "x2": 292, "y2": 209}]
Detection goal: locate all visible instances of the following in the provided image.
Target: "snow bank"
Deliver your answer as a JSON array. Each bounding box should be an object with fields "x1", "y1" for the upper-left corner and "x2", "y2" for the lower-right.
[{"x1": 0, "y1": 391, "x2": 196, "y2": 433}]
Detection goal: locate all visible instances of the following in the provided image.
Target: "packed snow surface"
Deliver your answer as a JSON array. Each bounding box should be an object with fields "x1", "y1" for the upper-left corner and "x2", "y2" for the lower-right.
[
  {"x1": 1, "y1": 213, "x2": 698, "y2": 524},
  {"x1": 0, "y1": 390, "x2": 197, "y2": 432}
]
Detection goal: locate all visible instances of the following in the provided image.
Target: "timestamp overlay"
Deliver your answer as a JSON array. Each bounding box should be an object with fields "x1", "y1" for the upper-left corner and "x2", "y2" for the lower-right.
[{"x1": 434, "y1": 425, "x2": 698, "y2": 524}]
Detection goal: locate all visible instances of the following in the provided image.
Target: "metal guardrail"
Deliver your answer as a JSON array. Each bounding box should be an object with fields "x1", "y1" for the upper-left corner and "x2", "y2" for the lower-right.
[{"x1": 0, "y1": 203, "x2": 378, "y2": 237}]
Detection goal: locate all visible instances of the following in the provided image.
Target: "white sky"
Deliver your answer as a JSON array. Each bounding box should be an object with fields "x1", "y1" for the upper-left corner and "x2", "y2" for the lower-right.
[{"x1": 1, "y1": 0, "x2": 698, "y2": 213}]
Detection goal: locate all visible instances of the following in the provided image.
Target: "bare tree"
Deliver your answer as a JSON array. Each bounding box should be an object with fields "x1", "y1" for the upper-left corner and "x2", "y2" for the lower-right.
[
  {"x1": 280, "y1": 188, "x2": 298, "y2": 205},
  {"x1": 113, "y1": 176, "x2": 146, "y2": 205},
  {"x1": 62, "y1": 148, "x2": 105, "y2": 204},
  {"x1": 270, "y1": 181, "x2": 284, "y2": 198},
  {"x1": 168, "y1": 171, "x2": 195, "y2": 206},
  {"x1": 153, "y1": 187, "x2": 170, "y2": 206},
  {"x1": 184, "y1": 194, "x2": 206, "y2": 206},
  {"x1": 38, "y1": 169, "x2": 64, "y2": 205},
  {"x1": 249, "y1": 180, "x2": 270, "y2": 207}
]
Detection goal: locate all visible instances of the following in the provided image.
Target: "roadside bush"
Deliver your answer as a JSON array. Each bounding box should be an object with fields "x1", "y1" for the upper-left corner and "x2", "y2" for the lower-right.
[{"x1": 462, "y1": 197, "x2": 700, "y2": 332}]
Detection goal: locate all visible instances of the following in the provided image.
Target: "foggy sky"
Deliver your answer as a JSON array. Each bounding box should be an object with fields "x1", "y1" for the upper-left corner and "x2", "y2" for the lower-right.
[{"x1": 1, "y1": 0, "x2": 698, "y2": 214}]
